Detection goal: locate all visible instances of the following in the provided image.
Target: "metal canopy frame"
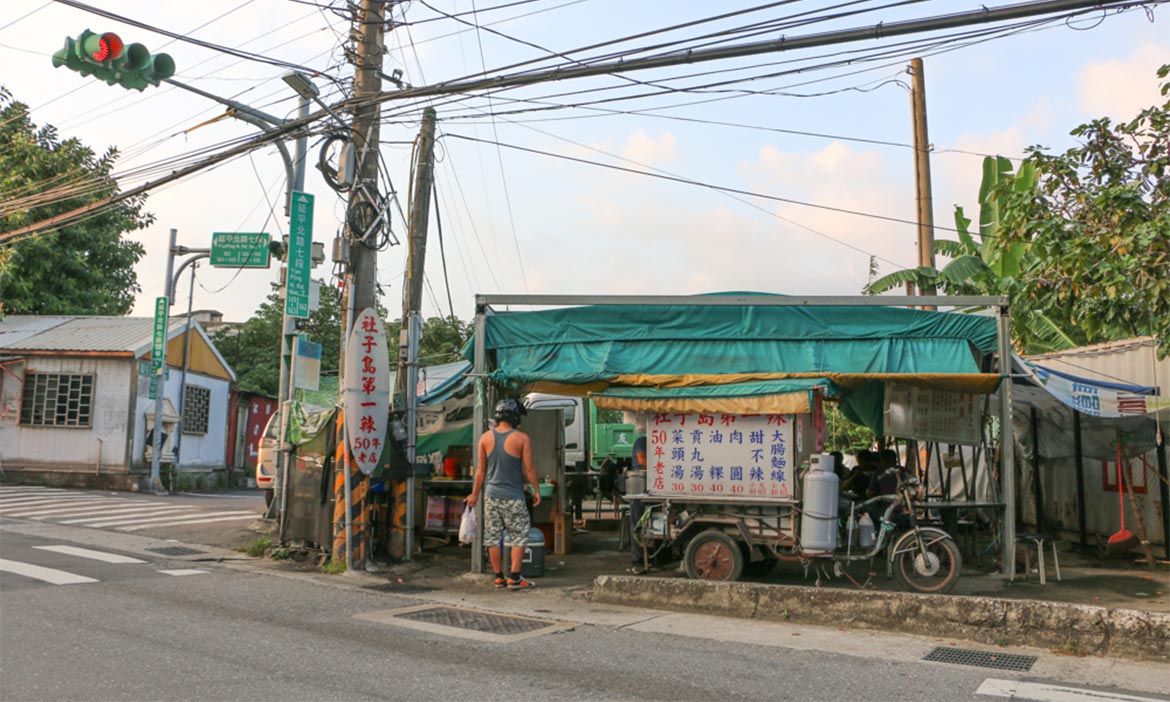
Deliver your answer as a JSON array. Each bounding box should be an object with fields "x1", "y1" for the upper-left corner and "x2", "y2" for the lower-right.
[{"x1": 470, "y1": 294, "x2": 1015, "y2": 576}]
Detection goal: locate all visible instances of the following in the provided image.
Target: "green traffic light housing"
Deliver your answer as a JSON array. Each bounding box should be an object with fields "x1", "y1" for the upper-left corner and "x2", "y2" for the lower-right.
[{"x1": 52, "y1": 30, "x2": 174, "y2": 91}]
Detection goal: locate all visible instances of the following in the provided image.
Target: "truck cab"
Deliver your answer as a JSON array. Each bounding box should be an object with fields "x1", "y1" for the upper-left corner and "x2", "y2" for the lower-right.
[{"x1": 524, "y1": 393, "x2": 638, "y2": 472}]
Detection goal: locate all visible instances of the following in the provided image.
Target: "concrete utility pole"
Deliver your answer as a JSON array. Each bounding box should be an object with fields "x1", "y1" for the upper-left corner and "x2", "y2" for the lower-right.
[
  {"x1": 333, "y1": 0, "x2": 387, "y2": 567},
  {"x1": 909, "y1": 58, "x2": 937, "y2": 304},
  {"x1": 390, "y1": 106, "x2": 437, "y2": 560}
]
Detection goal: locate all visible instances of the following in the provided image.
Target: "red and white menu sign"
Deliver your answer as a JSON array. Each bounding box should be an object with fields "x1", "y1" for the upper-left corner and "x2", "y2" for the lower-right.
[
  {"x1": 343, "y1": 308, "x2": 390, "y2": 475},
  {"x1": 647, "y1": 412, "x2": 797, "y2": 502}
]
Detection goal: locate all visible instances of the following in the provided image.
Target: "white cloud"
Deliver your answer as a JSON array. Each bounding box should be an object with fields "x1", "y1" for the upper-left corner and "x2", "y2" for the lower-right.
[
  {"x1": 1077, "y1": 43, "x2": 1169, "y2": 121},
  {"x1": 621, "y1": 130, "x2": 679, "y2": 165}
]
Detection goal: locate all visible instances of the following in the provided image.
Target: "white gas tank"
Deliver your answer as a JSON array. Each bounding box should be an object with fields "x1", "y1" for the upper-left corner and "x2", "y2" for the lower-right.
[{"x1": 800, "y1": 453, "x2": 839, "y2": 553}]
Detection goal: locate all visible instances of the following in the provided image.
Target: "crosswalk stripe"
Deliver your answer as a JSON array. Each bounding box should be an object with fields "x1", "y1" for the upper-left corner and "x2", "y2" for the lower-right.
[
  {"x1": 159, "y1": 569, "x2": 209, "y2": 576},
  {"x1": 0, "y1": 496, "x2": 99, "y2": 508},
  {"x1": 0, "y1": 487, "x2": 58, "y2": 494},
  {"x1": 63, "y1": 508, "x2": 198, "y2": 525},
  {"x1": 0, "y1": 558, "x2": 98, "y2": 585},
  {"x1": 107, "y1": 511, "x2": 258, "y2": 530},
  {"x1": 0, "y1": 496, "x2": 104, "y2": 509},
  {"x1": 975, "y1": 679, "x2": 1165, "y2": 702},
  {"x1": 3, "y1": 500, "x2": 140, "y2": 517},
  {"x1": 52, "y1": 506, "x2": 191, "y2": 523},
  {"x1": 33, "y1": 545, "x2": 147, "y2": 564}
]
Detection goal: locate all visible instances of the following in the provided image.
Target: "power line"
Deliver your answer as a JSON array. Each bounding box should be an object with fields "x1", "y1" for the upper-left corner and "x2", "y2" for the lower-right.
[{"x1": 443, "y1": 131, "x2": 963, "y2": 235}]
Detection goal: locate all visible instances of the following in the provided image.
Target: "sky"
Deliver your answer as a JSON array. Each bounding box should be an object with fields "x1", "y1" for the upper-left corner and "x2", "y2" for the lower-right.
[{"x1": 2, "y1": 1, "x2": 1168, "y2": 326}]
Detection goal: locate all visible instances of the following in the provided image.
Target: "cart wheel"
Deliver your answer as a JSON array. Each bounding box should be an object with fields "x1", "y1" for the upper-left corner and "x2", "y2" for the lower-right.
[{"x1": 684, "y1": 530, "x2": 743, "y2": 581}]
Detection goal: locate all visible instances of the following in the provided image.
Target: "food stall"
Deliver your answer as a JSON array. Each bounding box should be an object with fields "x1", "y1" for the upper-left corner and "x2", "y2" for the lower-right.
[{"x1": 466, "y1": 293, "x2": 1017, "y2": 580}]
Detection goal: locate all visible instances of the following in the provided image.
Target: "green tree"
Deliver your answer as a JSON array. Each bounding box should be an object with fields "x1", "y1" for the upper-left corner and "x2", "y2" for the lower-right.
[
  {"x1": 214, "y1": 283, "x2": 345, "y2": 396},
  {"x1": 384, "y1": 315, "x2": 473, "y2": 365},
  {"x1": 0, "y1": 87, "x2": 152, "y2": 314},
  {"x1": 998, "y1": 65, "x2": 1170, "y2": 358}
]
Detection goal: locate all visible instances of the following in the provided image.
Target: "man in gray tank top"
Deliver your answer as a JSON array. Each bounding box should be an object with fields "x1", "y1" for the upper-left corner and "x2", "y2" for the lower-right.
[{"x1": 467, "y1": 399, "x2": 541, "y2": 589}]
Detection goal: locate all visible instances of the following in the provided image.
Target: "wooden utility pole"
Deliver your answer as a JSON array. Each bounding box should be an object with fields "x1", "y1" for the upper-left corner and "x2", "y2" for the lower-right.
[
  {"x1": 909, "y1": 57, "x2": 936, "y2": 306},
  {"x1": 332, "y1": 0, "x2": 386, "y2": 568},
  {"x1": 389, "y1": 106, "x2": 437, "y2": 560}
]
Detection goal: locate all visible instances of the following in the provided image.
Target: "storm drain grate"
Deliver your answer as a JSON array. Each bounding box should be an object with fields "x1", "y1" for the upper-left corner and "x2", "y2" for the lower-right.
[
  {"x1": 923, "y1": 647, "x2": 1036, "y2": 671},
  {"x1": 394, "y1": 606, "x2": 551, "y2": 636},
  {"x1": 146, "y1": 546, "x2": 205, "y2": 557}
]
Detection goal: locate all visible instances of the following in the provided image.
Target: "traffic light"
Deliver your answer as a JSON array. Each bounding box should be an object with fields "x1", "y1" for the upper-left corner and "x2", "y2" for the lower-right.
[{"x1": 51, "y1": 30, "x2": 175, "y2": 91}]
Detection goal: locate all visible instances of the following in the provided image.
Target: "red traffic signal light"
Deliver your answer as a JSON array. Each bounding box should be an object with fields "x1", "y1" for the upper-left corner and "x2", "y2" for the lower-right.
[{"x1": 92, "y1": 32, "x2": 123, "y2": 61}]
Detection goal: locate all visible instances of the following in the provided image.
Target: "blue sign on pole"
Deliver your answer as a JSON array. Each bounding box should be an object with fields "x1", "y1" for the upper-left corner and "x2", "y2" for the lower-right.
[{"x1": 286, "y1": 191, "x2": 313, "y2": 318}]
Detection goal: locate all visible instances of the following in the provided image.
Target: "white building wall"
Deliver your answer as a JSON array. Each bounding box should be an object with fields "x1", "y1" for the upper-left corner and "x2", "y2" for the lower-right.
[
  {"x1": 0, "y1": 357, "x2": 134, "y2": 470},
  {"x1": 131, "y1": 371, "x2": 230, "y2": 470}
]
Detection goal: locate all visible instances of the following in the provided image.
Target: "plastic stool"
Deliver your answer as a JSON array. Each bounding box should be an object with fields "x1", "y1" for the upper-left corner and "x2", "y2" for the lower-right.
[{"x1": 1012, "y1": 534, "x2": 1061, "y2": 584}]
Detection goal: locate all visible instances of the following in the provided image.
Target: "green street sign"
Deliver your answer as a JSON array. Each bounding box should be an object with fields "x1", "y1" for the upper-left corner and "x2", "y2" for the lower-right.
[
  {"x1": 211, "y1": 232, "x2": 270, "y2": 268},
  {"x1": 151, "y1": 296, "x2": 168, "y2": 368},
  {"x1": 285, "y1": 192, "x2": 313, "y2": 318}
]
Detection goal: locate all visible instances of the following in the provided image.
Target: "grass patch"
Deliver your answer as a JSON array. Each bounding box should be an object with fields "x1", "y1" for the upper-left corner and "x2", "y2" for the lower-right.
[
  {"x1": 243, "y1": 536, "x2": 274, "y2": 558},
  {"x1": 319, "y1": 558, "x2": 347, "y2": 574}
]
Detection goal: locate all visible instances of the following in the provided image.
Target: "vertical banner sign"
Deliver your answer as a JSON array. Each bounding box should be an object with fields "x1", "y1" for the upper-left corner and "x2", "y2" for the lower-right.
[
  {"x1": 343, "y1": 308, "x2": 390, "y2": 475},
  {"x1": 149, "y1": 296, "x2": 169, "y2": 400},
  {"x1": 285, "y1": 191, "x2": 313, "y2": 318},
  {"x1": 647, "y1": 413, "x2": 796, "y2": 501}
]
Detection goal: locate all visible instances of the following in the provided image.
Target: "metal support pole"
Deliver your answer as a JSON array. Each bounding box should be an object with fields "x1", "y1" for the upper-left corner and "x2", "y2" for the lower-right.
[
  {"x1": 172, "y1": 261, "x2": 198, "y2": 488},
  {"x1": 149, "y1": 228, "x2": 177, "y2": 494},
  {"x1": 996, "y1": 307, "x2": 1016, "y2": 574},
  {"x1": 1156, "y1": 432, "x2": 1169, "y2": 560},
  {"x1": 1031, "y1": 406, "x2": 1045, "y2": 532},
  {"x1": 1073, "y1": 411, "x2": 1088, "y2": 549},
  {"x1": 471, "y1": 305, "x2": 487, "y2": 574}
]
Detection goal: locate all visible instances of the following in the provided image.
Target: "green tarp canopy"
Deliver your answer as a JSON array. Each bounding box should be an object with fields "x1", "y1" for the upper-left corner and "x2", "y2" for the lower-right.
[{"x1": 468, "y1": 299, "x2": 1001, "y2": 435}]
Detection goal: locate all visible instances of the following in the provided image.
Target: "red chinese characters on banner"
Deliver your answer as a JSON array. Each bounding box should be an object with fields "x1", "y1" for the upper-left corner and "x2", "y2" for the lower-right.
[{"x1": 344, "y1": 308, "x2": 390, "y2": 475}]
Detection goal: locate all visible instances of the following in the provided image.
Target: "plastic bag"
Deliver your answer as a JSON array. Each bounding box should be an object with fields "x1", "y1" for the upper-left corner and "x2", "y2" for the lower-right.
[{"x1": 458, "y1": 502, "x2": 478, "y2": 544}]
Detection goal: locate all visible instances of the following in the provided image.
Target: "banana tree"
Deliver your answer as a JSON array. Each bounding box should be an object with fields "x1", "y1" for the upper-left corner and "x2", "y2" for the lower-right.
[{"x1": 864, "y1": 156, "x2": 1079, "y2": 354}]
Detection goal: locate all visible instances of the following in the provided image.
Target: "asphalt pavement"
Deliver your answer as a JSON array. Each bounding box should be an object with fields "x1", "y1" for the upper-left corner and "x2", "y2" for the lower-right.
[{"x1": 1, "y1": 484, "x2": 1167, "y2": 701}]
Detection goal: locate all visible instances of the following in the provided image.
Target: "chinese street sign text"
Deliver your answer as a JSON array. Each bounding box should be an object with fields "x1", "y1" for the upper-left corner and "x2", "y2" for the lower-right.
[
  {"x1": 343, "y1": 308, "x2": 389, "y2": 475},
  {"x1": 647, "y1": 413, "x2": 796, "y2": 501},
  {"x1": 285, "y1": 192, "x2": 313, "y2": 318},
  {"x1": 210, "y1": 232, "x2": 270, "y2": 268}
]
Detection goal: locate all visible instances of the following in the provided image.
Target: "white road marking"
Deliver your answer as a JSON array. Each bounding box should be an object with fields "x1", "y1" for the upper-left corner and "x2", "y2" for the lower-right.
[
  {"x1": 117, "y1": 513, "x2": 260, "y2": 531},
  {"x1": 976, "y1": 679, "x2": 1167, "y2": 702},
  {"x1": 0, "y1": 496, "x2": 102, "y2": 509},
  {"x1": 67, "y1": 509, "x2": 202, "y2": 526},
  {"x1": 0, "y1": 558, "x2": 98, "y2": 585},
  {"x1": 33, "y1": 545, "x2": 146, "y2": 564},
  {"x1": 82, "y1": 510, "x2": 255, "y2": 529},
  {"x1": 4, "y1": 500, "x2": 140, "y2": 517},
  {"x1": 56, "y1": 506, "x2": 193, "y2": 524},
  {"x1": 0, "y1": 487, "x2": 59, "y2": 494},
  {"x1": 158, "y1": 569, "x2": 208, "y2": 576}
]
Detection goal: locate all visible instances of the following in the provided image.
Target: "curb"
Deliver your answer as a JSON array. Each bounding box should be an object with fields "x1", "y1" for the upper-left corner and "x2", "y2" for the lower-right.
[{"x1": 592, "y1": 575, "x2": 1170, "y2": 662}]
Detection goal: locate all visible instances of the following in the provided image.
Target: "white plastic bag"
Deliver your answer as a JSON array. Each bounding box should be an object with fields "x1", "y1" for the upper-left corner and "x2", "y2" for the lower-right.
[{"x1": 458, "y1": 502, "x2": 478, "y2": 544}]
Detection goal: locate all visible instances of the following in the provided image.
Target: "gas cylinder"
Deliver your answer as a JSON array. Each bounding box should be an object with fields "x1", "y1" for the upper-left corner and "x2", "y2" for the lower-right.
[{"x1": 800, "y1": 454, "x2": 839, "y2": 552}]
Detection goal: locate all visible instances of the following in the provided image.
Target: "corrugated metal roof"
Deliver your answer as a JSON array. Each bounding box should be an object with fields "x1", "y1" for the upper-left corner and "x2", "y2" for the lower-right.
[{"x1": 0, "y1": 316, "x2": 185, "y2": 353}]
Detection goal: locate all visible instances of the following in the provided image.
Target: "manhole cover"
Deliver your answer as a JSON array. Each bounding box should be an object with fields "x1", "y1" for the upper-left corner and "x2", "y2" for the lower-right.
[
  {"x1": 396, "y1": 606, "x2": 550, "y2": 635},
  {"x1": 923, "y1": 646, "x2": 1036, "y2": 671},
  {"x1": 146, "y1": 546, "x2": 205, "y2": 557},
  {"x1": 355, "y1": 604, "x2": 572, "y2": 642}
]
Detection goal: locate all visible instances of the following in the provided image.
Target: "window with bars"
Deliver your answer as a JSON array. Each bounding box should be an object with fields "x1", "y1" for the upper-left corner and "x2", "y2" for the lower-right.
[
  {"x1": 20, "y1": 373, "x2": 95, "y2": 428},
  {"x1": 183, "y1": 385, "x2": 210, "y2": 435}
]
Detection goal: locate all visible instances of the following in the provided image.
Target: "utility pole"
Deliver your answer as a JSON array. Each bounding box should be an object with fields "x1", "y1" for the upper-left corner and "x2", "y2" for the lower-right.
[
  {"x1": 333, "y1": 0, "x2": 387, "y2": 568},
  {"x1": 909, "y1": 58, "x2": 937, "y2": 305},
  {"x1": 390, "y1": 106, "x2": 437, "y2": 560}
]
